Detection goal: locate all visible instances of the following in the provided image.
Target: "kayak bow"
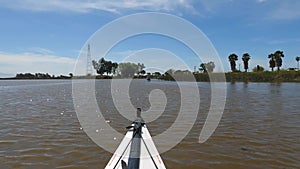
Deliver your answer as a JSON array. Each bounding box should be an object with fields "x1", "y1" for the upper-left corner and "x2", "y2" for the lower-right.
[{"x1": 105, "y1": 108, "x2": 166, "y2": 169}]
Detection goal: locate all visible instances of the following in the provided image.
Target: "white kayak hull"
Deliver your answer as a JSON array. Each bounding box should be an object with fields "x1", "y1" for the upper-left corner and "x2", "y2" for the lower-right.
[{"x1": 105, "y1": 123, "x2": 166, "y2": 169}]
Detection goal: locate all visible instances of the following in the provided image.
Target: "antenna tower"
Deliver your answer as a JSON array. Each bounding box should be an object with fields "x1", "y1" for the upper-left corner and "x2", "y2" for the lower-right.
[{"x1": 86, "y1": 44, "x2": 93, "y2": 76}]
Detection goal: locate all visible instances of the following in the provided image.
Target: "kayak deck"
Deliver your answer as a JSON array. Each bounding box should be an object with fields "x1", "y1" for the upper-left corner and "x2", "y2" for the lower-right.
[{"x1": 105, "y1": 115, "x2": 166, "y2": 169}]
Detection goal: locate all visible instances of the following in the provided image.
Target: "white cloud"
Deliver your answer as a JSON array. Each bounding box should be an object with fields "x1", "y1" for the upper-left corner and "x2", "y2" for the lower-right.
[
  {"x1": 0, "y1": 0, "x2": 198, "y2": 14},
  {"x1": 1, "y1": 0, "x2": 300, "y2": 21},
  {"x1": 28, "y1": 47, "x2": 55, "y2": 55},
  {"x1": 0, "y1": 51, "x2": 76, "y2": 76}
]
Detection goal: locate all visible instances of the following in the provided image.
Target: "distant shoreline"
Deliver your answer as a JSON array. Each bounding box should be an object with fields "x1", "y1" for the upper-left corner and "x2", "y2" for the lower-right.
[
  {"x1": 167, "y1": 71, "x2": 300, "y2": 83},
  {"x1": 0, "y1": 78, "x2": 72, "y2": 80},
  {"x1": 1, "y1": 71, "x2": 299, "y2": 82},
  {"x1": 0, "y1": 77, "x2": 72, "y2": 80},
  {"x1": 198, "y1": 71, "x2": 300, "y2": 83},
  {"x1": 226, "y1": 71, "x2": 300, "y2": 83},
  {"x1": 0, "y1": 73, "x2": 72, "y2": 80}
]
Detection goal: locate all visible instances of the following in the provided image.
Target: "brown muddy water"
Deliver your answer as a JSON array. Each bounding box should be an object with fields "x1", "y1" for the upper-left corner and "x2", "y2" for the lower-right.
[{"x1": 0, "y1": 80, "x2": 299, "y2": 169}]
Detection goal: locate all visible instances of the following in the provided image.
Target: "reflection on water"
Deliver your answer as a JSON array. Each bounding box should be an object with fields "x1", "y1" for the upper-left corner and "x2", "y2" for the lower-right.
[{"x1": 0, "y1": 80, "x2": 299, "y2": 168}]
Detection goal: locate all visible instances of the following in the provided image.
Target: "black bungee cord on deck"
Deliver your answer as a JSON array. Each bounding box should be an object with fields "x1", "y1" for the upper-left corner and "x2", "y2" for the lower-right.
[{"x1": 113, "y1": 108, "x2": 159, "y2": 169}]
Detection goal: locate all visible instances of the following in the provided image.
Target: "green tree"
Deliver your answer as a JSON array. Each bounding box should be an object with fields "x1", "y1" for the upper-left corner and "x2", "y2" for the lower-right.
[
  {"x1": 268, "y1": 53, "x2": 276, "y2": 71},
  {"x1": 137, "y1": 63, "x2": 146, "y2": 75},
  {"x1": 140, "y1": 70, "x2": 146, "y2": 75},
  {"x1": 228, "y1": 53, "x2": 238, "y2": 72},
  {"x1": 112, "y1": 62, "x2": 118, "y2": 75},
  {"x1": 274, "y1": 50, "x2": 284, "y2": 71},
  {"x1": 105, "y1": 61, "x2": 113, "y2": 75},
  {"x1": 92, "y1": 58, "x2": 105, "y2": 75},
  {"x1": 242, "y1": 53, "x2": 251, "y2": 72},
  {"x1": 92, "y1": 58, "x2": 118, "y2": 75},
  {"x1": 118, "y1": 62, "x2": 139, "y2": 78},
  {"x1": 153, "y1": 72, "x2": 161, "y2": 77},
  {"x1": 199, "y1": 63, "x2": 206, "y2": 73},
  {"x1": 296, "y1": 56, "x2": 300, "y2": 70}
]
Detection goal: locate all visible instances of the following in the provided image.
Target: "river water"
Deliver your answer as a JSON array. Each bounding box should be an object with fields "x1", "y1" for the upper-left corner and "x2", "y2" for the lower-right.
[{"x1": 0, "y1": 80, "x2": 299, "y2": 169}]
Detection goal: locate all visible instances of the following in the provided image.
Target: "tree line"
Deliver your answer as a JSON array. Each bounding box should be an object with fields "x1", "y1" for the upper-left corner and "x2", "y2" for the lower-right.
[
  {"x1": 92, "y1": 58, "x2": 147, "y2": 78},
  {"x1": 200, "y1": 50, "x2": 299, "y2": 73},
  {"x1": 91, "y1": 49, "x2": 299, "y2": 79},
  {"x1": 14, "y1": 73, "x2": 73, "y2": 79}
]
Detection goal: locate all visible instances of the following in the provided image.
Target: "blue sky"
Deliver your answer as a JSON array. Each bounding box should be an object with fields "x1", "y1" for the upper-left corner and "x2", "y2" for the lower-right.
[{"x1": 0, "y1": 0, "x2": 300, "y2": 77}]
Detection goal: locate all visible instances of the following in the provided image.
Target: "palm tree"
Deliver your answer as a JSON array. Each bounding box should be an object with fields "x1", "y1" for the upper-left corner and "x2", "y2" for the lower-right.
[
  {"x1": 228, "y1": 53, "x2": 238, "y2": 72},
  {"x1": 242, "y1": 53, "x2": 251, "y2": 72},
  {"x1": 296, "y1": 56, "x2": 300, "y2": 70},
  {"x1": 274, "y1": 50, "x2": 284, "y2": 71},
  {"x1": 268, "y1": 53, "x2": 276, "y2": 71}
]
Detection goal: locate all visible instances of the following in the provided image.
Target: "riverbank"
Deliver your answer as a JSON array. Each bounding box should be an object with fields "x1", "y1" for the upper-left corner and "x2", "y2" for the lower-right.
[
  {"x1": 0, "y1": 73, "x2": 72, "y2": 80},
  {"x1": 1, "y1": 71, "x2": 299, "y2": 82},
  {"x1": 0, "y1": 76, "x2": 72, "y2": 80},
  {"x1": 163, "y1": 71, "x2": 300, "y2": 82},
  {"x1": 224, "y1": 71, "x2": 300, "y2": 82}
]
